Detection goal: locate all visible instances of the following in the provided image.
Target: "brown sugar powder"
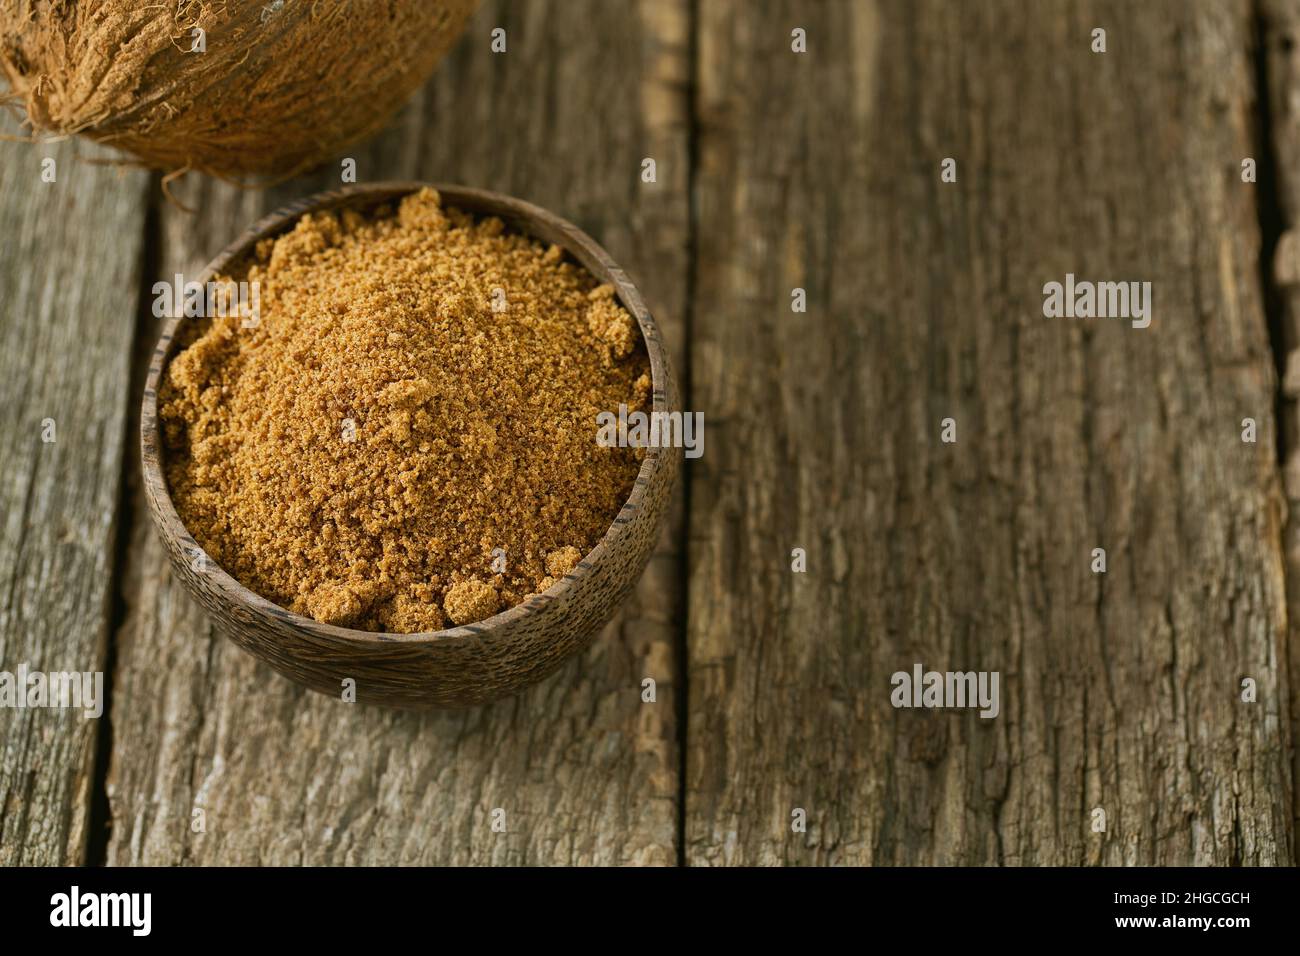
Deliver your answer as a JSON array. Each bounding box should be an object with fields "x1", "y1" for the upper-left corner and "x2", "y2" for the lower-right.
[{"x1": 159, "y1": 188, "x2": 650, "y2": 632}]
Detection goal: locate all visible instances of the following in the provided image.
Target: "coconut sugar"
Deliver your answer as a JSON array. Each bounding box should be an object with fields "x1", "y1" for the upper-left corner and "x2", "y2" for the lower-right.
[{"x1": 159, "y1": 188, "x2": 650, "y2": 632}]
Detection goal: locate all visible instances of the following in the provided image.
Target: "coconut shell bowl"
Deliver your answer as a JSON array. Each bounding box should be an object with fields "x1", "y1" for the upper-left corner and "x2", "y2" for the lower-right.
[{"x1": 140, "y1": 183, "x2": 680, "y2": 709}]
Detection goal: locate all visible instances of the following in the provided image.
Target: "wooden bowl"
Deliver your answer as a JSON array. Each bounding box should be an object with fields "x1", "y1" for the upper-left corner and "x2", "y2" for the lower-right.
[{"x1": 140, "y1": 183, "x2": 680, "y2": 709}]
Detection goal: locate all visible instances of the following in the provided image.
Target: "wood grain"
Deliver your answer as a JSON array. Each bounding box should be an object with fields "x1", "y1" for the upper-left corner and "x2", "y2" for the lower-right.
[
  {"x1": 104, "y1": 0, "x2": 689, "y2": 864},
  {"x1": 0, "y1": 123, "x2": 149, "y2": 863},
  {"x1": 1261, "y1": 0, "x2": 1300, "y2": 851},
  {"x1": 685, "y1": 0, "x2": 1293, "y2": 865}
]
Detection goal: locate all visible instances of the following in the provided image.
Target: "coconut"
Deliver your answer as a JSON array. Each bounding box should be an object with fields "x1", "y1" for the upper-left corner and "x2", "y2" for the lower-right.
[{"x1": 0, "y1": 0, "x2": 479, "y2": 179}]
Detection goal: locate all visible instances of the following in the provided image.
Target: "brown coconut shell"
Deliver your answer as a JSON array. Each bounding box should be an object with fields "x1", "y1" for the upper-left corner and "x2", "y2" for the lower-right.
[{"x1": 0, "y1": 0, "x2": 478, "y2": 179}]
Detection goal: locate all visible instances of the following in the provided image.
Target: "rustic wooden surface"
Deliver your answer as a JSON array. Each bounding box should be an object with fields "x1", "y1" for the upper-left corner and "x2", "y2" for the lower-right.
[
  {"x1": 0, "y1": 123, "x2": 149, "y2": 863},
  {"x1": 1, "y1": 0, "x2": 1297, "y2": 866},
  {"x1": 1262, "y1": 0, "x2": 1300, "y2": 855},
  {"x1": 686, "y1": 0, "x2": 1291, "y2": 866}
]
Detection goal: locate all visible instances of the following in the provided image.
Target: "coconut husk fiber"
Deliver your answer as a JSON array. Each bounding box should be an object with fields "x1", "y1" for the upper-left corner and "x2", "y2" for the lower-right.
[{"x1": 0, "y1": 0, "x2": 479, "y2": 179}]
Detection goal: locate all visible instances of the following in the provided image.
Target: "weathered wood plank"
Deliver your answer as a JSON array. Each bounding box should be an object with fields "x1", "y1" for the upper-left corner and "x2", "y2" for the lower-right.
[
  {"x1": 1261, "y1": 0, "x2": 1300, "y2": 852},
  {"x1": 0, "y1": 124, "x2": 150, "y2": 863},
  {"x1": 686, "y1": 0, "x2": 1293, "y2": 865},
  {"x1": 105, "y1": 0, "x2": 689, "y2": 865}
]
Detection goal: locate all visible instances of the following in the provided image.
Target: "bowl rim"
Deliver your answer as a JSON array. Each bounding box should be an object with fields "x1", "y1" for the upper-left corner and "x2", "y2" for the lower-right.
[{"x1": 140, "y1": 181, "x2": 675, "y2": 646}]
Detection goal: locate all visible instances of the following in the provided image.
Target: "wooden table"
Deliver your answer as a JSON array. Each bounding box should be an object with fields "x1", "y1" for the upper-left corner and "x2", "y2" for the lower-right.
[{"x1": 1, "y1": 0, "x2": 1296, "y2": 866}]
